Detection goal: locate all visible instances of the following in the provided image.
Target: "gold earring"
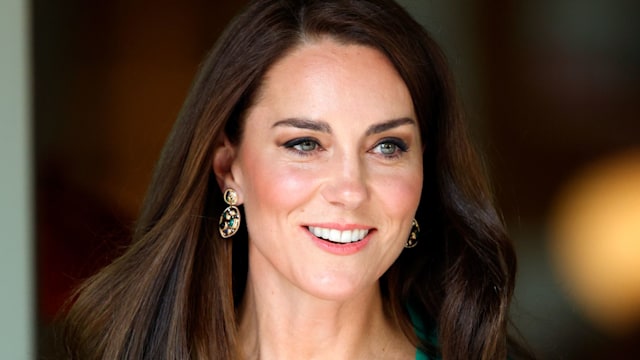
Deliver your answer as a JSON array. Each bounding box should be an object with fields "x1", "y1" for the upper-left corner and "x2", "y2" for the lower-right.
[
  {"x1": 219, "y1": 188, "x2": 241, "y2": 238},
  {"x1": 405, "y1": 219, "x2": 420, "y2": 248}
]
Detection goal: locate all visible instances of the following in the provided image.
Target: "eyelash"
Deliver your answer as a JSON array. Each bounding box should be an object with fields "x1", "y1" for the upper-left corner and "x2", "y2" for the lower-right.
[
  {"x1": 282, "y1": 137, "x2": 322, "y2": 156},
  {"x1": 371, "y1": 138, "x2": 409, "y2": 159},
  {"x1": 282, "y1": 137, "x2": 409, "y2": 159}
]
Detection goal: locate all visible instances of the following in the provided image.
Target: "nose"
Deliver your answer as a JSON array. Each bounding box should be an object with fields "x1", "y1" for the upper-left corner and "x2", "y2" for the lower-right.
[{"x1": 320, "y1": 153, "x2": 369, "y2": 210}]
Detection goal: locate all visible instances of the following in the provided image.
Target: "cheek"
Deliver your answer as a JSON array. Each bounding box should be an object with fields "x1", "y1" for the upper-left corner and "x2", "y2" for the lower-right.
[
  {"x1": 374, "y1": 167, "x2": 423, "y2": 219},
  {"x1": 238, "y1": 153, "x2": 318, "y2": 215}
]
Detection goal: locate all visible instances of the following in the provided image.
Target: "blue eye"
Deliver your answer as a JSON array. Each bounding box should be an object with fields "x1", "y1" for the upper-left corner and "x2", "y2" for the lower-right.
[
  {"x1": 372, "y1": 138, "x2": 408, "y2": 158},
  {"x1": 378, "y1": 142, "x2": 398, "y2": 155},
  {"x1": 294, "y1": 140, "x2": 318, "y2": 152},
  {"x1": 283, "y1": 137, "x2": 321, "y2": 155}
]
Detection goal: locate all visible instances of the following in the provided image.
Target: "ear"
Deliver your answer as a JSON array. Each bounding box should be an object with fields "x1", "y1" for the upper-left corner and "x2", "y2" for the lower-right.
[{"x1": 212, "y1": 135, "x2": 242, "y2": 199}]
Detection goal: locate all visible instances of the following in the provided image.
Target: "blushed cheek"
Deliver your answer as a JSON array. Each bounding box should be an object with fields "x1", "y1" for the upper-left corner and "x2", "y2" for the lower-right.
[
  {"x1": 262, "y1": 169, "x2": 314, "y2": 208},
  {"x1": 242, "y1": 156, "x2": 319, "y2": 217},
  {"x1": 378, "y1": 172, "x2": 423, "y2": 220}
]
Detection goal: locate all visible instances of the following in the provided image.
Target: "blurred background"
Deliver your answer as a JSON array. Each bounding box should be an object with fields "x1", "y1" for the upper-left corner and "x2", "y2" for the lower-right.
[{"x1": 3, "y1": 0, "x2": 639, "y2": 358}]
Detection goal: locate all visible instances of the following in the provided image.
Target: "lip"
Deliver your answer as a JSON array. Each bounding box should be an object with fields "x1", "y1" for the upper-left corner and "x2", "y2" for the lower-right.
[{"x1": 303, "y1": 224, "x2": 374, "y2": 255}]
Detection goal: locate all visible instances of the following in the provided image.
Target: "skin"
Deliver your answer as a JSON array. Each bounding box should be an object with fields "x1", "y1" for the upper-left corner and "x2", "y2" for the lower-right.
[{"x1": 214, "y1": 38, "x2": 423, "y2": 359}]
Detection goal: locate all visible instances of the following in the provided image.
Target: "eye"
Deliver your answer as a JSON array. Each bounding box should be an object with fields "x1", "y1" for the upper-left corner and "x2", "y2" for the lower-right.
[
  {"x1": 371, "y1": 138, "x2": 408, "y2": 158},
  {"x1": 282, "y1": 137, "x2": 322, "y2": 155},
  {"x1": 294, "y1": 139, "x2": 318, "y2": 152},
  {"x1": 378, "y1": 142, "x2": 398, "y2": 155}
]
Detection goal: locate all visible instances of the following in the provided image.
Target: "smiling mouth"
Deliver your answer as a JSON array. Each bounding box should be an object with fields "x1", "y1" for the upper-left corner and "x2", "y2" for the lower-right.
[{"x1": 307, "y1": 226, "x2": 370, "y2": 244}]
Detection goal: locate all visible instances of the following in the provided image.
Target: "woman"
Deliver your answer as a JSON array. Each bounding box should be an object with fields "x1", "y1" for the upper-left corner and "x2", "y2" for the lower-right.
[{"x1": 62, "y1": 0, "x2": 521, "y2": 359}]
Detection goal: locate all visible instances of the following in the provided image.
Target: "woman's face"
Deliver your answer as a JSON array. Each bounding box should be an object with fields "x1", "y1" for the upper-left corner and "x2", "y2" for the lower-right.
[{"x1": 226, "y1": 38, "x2": 423, "y2": 301}]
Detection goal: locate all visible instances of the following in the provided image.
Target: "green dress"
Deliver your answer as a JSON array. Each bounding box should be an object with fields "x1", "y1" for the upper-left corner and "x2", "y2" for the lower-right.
[
  {"x1": 410, "y1": 308, "x2": 439, "y2": 360},
  {"x1": 415, "y1": 348, "x2": 430, "y2": 360}
]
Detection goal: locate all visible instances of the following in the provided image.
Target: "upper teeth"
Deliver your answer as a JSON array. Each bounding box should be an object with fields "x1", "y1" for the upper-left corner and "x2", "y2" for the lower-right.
[{"x1": 308, "y1": 226, "x2": 369, "y2": 243}]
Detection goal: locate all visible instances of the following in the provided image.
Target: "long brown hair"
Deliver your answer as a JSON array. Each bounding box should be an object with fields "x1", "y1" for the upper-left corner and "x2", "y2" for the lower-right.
[{"x1": 62, "y1": 1, "x2": 518, "y2": 359}]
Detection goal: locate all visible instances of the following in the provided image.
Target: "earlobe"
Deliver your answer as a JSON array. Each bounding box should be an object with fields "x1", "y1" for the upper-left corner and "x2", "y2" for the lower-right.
[{"x1": 212, "y1": 135, "x2": 241, "y2": 194}]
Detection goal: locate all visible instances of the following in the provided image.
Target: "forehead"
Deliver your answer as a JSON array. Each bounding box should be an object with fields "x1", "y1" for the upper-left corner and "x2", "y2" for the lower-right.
[{"x1": 248, "y1": 38, "x2": 414, "y2": 123}]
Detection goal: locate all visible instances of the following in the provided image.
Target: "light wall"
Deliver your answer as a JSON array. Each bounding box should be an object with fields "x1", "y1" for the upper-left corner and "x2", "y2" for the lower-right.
[{"x1": 0, "y1": 0, "x2": 33, "y2": 358}]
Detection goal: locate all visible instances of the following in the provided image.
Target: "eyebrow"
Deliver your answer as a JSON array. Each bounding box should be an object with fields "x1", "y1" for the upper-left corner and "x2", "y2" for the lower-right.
[
  {"x1": 365, "y1": 117, "x2": 416, "y2": 136},
  {"x1": 272, "y1": 117, "x2": 417, "y2": 135},
  {"x1": 272, "y1": 118, "x2": 332, "y2": 133}
]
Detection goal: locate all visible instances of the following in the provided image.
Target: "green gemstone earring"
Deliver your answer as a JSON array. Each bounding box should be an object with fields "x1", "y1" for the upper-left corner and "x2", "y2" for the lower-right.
[{"x1": 219, "y1": 188, "x2": 241, "y2": 238}]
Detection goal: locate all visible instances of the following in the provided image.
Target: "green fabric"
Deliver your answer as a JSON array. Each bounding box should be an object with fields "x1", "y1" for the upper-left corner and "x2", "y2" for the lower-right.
[
  {"x1": 409, "y1": 308, "x2": 439, "y2": 360},
  {"x1": 415, "y1": 347, "x2": 430, "y2": 360}
]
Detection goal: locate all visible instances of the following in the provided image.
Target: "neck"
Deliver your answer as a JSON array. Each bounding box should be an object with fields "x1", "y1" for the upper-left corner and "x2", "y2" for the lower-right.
[{"x1": 237, "y1": 255, "x2": 414, "y2": 359}]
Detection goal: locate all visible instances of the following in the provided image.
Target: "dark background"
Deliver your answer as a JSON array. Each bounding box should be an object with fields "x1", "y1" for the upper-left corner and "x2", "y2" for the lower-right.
[{"x1": 34, "y1": 0, "x2": 640, "y2": 358}]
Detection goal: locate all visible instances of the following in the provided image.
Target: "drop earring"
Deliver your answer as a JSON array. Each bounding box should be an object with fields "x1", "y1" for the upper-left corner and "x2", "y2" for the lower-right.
[
  {"x1": 405, "y1": 219, "x2": 420, "y2": 248},
  {"x1": 218, "y1": 188, "x2": 241, "y2": 238}
]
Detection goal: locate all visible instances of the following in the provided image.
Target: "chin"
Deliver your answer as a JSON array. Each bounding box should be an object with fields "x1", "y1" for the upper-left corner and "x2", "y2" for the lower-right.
[{"x1": 299, "y1": 272, "x2": 378, "y2": 302}]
